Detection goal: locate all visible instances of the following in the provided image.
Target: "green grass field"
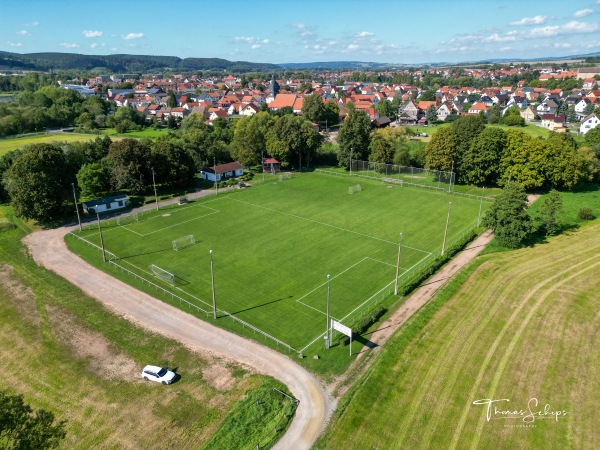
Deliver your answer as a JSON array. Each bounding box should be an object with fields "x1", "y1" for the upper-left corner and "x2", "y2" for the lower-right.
[
  {"x1": 67, "y1": 173, "x2": 486, "y2": 355},
  {"x1": 0, "y1": 205, "x2": 291, "y2": 449},
  {"x1": 103, "y1": 128, "x2": 171, "y2": 139},
  {"x1": 316, "y1": 212, "x2": 600, "y2": 449},
  {"x1": 0, "y1": 133, "x2": 108, "y2": 156}
]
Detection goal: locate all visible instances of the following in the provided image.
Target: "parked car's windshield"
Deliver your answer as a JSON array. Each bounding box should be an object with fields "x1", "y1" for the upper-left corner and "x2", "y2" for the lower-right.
[{"x1": 157, "y1": 368, "x2": 168, "y2": 377}]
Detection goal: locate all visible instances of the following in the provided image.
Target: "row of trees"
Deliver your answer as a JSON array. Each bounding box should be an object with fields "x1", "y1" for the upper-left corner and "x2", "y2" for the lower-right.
[
  {"x1": 425, "y1": 116, "x2": 598, "y2": 189},
  {"x1": 0, "y1": 87, "x2": 111, "y2": 136}
]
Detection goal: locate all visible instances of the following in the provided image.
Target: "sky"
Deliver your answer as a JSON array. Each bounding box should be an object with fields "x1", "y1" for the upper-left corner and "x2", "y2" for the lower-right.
[{"x1": 1, "y1": 0, "x2": 600, "y2": 65}]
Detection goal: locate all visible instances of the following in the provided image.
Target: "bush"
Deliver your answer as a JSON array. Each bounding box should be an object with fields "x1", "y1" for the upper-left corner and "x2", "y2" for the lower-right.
[
  {"x1": 578, "y1": 207, "x2": 594, "y2": 220},
  {"x1": 0, "y1": 221, "x2": 16, "y2": 233}
]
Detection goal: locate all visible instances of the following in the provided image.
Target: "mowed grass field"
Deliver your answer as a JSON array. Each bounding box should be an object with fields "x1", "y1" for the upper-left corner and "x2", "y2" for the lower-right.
[
  {"x1": 0, "y1": 205, "x2": 289, "y2": 449},
  {"x1": 67, "y1": 173, "x2": 486, "y2": 353},
  {"x1": 318, "y1": 220, "x2": 600, "y2": 449},
  {"x1": 0, "y1": 133, "x2": 106, "y2": 155}
]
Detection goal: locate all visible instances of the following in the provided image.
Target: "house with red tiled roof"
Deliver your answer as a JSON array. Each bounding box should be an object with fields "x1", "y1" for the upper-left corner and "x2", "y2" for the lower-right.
[
  {"x1": 268, "y1": 93, "x2": 301, "y2": 111},
  {"x1": 541, "y1": 114, "x2": 566, "y2": 131},
  {"x1": 468, "y1": 102, "x2": 490, "y2": 115},
  {"x1": 240, "y1": 103, "x2": 260, "y2": 117}
]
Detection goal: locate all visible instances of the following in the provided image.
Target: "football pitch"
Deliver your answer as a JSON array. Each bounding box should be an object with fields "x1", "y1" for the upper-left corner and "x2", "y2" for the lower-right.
[{"x1": 68, "y1": 173, "x2": 488, "y2": 352}]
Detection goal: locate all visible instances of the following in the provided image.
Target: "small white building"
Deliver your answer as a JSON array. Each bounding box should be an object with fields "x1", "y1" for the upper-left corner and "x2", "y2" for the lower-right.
[
  {"x1": 82, "y1": 194, "x2": 130, "y2": 215},
  {"x1": 201, "y1": 162, "x2": 244, "y2": 182},
  {"x1": 580, "y1": 113, "x2": 600, "y2": 135}
]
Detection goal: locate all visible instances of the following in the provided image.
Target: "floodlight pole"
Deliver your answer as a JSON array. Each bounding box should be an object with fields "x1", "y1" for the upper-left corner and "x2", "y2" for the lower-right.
[
  {"x1": 349, "y1": 147, "x2": 353, "y2": 177},
  {"x1": 261, "y1": 150, "x2": 265, "y2": 182},
  {"x1": 210, "y1": 250, "x2": 217, "y2": 319},
  {"x1": 97, "y1": 212, "x2": 106, "y2": 262},
  {"x1": 151, "y1": 167, "x2": 159, "y2": 211},
  {"x1": 477, "y1": 186, "x2": 485, "y2": 227},
  {"x1": 326, "y1": 274, "x2": 331, "y2": 349},
  {"x1": 71, "y1": 183, "x2": 82, "y2": 231},
  {"x1": 441, "y1": 202, "x2": 452, "y2": 257},
  {"x1": 394, "y1": 232, "x2": 403, "y2": 296},
  {"x1": 214, "y1": 157, "x2": 218, "y2": 195}
]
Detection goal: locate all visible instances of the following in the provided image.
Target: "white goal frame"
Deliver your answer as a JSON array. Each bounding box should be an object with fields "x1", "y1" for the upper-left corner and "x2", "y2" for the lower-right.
[
  {"x1": 150, "y1": 264, "x2": 175, "y2": 285},
  {"x1": 172, "y1": 235, "x2": 195, "y2": 251},
  {"x1": 117, "y1": 213, "x2": 138, "y2": 226}
]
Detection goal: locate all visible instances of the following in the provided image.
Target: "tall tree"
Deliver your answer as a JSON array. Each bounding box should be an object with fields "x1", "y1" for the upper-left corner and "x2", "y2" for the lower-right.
[
  {"x1": 0, "y1": 390, "x2": 66, "y2": 449},
  {"x1": 265, "y1": 115, "x2": 321, "y2": 169},
  {"x1": 424, "y1": 126, "x2": 459, "y2": 172},
  {"x1": 105, "y1": 138, "x2": 152, "y2": 194},
  {"x1": 301, "y1": 93, "x2": 325, "y2": 125},
  {"x1": 4, "y1": 143, "x2": 69, "y2": 223},
  {"x1": 483, "y1": 182, "x2": 534, "y2": 248},
  {"x1": 76, "y1": 162, "x2": 111, "y2": 200},
  {"x1": 537, "y1": 189, "x2": 564, "y2": 235},
  {"x1": 151, "y1": 138, "x2": 197, "y2": 188},
  {"x1": 231, "y1": 112, "x2": 274, "y2": 166},
  {"x1": 369, "y1": 127, "x2": 408, "y2": 165},
  {"x1": 425, "y1": 105, "x2": 438, "y2": 124},
  {"x1": 461, "y1": 127, "x2": 507, "y2": 185},
  {"x1": 337, "y1": 107, "x2": 371, "y2": 168}
]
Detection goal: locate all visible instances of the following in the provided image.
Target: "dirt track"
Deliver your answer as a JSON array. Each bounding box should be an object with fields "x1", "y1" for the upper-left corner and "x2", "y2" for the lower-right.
[
  {"x1": 23, "y1": 226, "x2": 333, "y2": 450},
  {"x1": 22, "y1": 188, "x2": 507, "y2": 449}
]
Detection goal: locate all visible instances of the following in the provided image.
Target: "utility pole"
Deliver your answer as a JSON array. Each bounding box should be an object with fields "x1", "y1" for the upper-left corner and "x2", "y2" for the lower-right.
[
  {"x1": 97, "y1": 212, "x2": 106, "y2": 262},
  {"x1": 210, "y1": 250, "x2": 217, "y2": 319},
  {"x1": 349, "y1": 147, "x2": 353, "y2": 176},
  {"x1": 151, "y1": 167, "x2": 159, "y2": 211},
  {"x1": 326, "y1": 274, "x2": 331, "y2": 349},
  {"x1": 214, "y1": 157, "x2": 218, "y2": 195},
  {"x1": 477, "y1": 186, "x2": 485, "y2": 227},
  {"x1": 394, "y1": 232, "x2": 403, "y2": 296},
  {"x1": 72, "y1": 183, "x2": 82, "y2": 231},
  {"x1": 441, "y1": 202, "x2": 452, "y2": 257},
  {"x1": 449, "y1": 160, "x2": 455, "y2": 193}
]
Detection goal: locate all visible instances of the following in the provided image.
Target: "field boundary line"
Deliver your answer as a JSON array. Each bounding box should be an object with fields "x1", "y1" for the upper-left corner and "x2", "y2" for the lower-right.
[{"x1": 226, "y1": 196, "x2": 430, "y2": 254}]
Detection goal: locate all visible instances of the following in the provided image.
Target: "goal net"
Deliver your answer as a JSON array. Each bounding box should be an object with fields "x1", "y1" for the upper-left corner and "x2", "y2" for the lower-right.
[
  {"x1": 117, "y1": 213, "x2": 138, "y2": 226},
  {"x1": 172, "y1": 235, "x2": 195, "y2": 251},
  {"x1": 150, "y1": 264, "x2": 175, "y2": 285}
]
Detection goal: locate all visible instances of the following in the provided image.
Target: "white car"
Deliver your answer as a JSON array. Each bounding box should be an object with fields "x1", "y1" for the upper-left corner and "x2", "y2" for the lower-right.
[{"x1": 141, "y1": 365, "x2": 176, "y2": 385}]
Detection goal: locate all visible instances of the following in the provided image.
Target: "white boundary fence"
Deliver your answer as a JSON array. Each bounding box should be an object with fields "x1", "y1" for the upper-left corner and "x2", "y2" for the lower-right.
[{"x1": 69, "y1": 231, "x2": 299, "y2": 354}]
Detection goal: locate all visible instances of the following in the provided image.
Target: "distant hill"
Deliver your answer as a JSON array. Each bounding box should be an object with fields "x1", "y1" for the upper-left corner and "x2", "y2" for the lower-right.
[
  {"x1": 0, "y1": 51, "x2": 280, "y2": 73},
  {"x1": 279, "y1": 61, "x2": 403, "y2": 70}
]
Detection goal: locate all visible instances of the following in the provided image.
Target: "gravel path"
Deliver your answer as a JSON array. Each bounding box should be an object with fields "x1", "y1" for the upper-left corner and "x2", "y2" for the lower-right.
[
  {"x1": 23, "y1": 225, "x2": 333, "y2": 450},
  {"x1": 23, "y1": 186, "x2": 509, "y2": 448}
]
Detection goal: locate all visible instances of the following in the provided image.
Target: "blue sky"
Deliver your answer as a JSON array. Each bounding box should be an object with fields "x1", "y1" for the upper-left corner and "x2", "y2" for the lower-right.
[{"x1": 2, "y1": 0, "x2": 600, "y2": 64}]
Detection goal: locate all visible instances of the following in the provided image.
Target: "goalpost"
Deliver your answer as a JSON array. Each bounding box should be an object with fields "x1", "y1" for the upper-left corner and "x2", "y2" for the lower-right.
[
  {"x1": 172, "y1": 235, "x2": 195, "y2": 251},
  {"x1": 150, "y1": 264, "x2": 175, "y2": 286},
  {"x1": 117, "y1": 213, "x2": 138, "y2": 226}
]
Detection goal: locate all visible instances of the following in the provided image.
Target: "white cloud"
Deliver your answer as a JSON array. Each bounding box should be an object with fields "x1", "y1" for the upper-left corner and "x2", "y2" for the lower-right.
[
  {"x1": 251, "y1": 44, "x2": 260, "y2": 49},
  {"x1": 6, "y1": 41, "x2": 23, "y2": 47},
  {"x1": 346, "y1": 44, "x2": 359, "y2": 50},
  {"x1": 482, "y1": 33, "x2": 517, "y2": 43},
  {"x1": 83, "y1": 30, "x2": 102, "y2": 38},
  {"x1": 262, "y1": 39, "x2": 269, "y2": 44},
  {"x1": 110, "y1": 47, "x2": 117, "y2": 51},
  {"x1": 528, "y1": 21, "x2": 598, "y2": 37},
  {"x1": 16, "y1": 30, "x2": 30, "y2": 36},
  {"x1": 553, "y1": 42, "x2": 572, "y2": 48},
  {"x1": 584, "y1": 40, "x2": 600, "y2": 48},
  {"x1": 500, "y1": 46, "x2": 512, "y2": 52},
  {"x1": 24, "y1": 21, "x2": 38, "y2": 27},
  {"x1": 60, "y1": 43, "x2": 80, "y2": 48},
  {"x1": 292, "y1": 23, "x2": 313, "y2": 37},
  {"x1": 122, "y1": 33, "x2": 144, "y2": 40},
  {"x1": 573, "y1": 9, "x2": 593, "y2": 17},
  {"x1": 355, "y1": 31, "x2": 374, "y2": 38},
  {"x1": 510, "y1": 15, "x2": 547, "y2": 26},
  {"x1": 90, "y1": 42, "x2": 98, "y2": 49}
]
